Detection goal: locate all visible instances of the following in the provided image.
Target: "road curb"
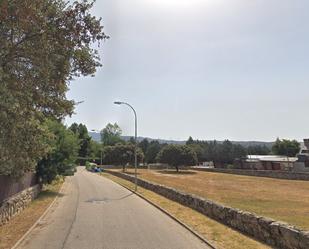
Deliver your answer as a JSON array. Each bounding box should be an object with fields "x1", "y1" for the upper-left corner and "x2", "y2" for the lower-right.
[
  {"x1": 11, "y1": 180, "x2": 67, "y2": 249},
  {"x1": 104, "y1": 173, "x2": 216, "y2": 249}
]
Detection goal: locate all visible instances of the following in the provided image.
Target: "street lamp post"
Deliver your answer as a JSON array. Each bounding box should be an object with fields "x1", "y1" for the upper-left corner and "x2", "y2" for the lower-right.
[{"x1": 114, "y1": 101, "x2": 138, "y2": 191}]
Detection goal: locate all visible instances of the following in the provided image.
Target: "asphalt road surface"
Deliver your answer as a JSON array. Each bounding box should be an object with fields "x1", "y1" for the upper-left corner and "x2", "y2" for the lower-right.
[{"x1": 17, "y1": 167, "x2": 210, "y2": 249}]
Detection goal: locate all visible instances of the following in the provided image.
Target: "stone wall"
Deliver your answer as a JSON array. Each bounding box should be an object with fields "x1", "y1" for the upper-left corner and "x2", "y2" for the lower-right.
[
  {"x1": 192, "y1": 168, "x2": 309, "y2": 181},
  {"x1": 102, "y1": 165, "x2": 148, "y2": 170},
  {"x1": 0, "y1": 185, "x2": 40, "y2": 226},
  {"x1": 106, "y1": 170, "x2": 309, "y2": 249},
  {"x1": 0, "y1": 173, "x2": 38, "y2": 203},
  {"x1": 293, "y1": 162, "x2": 309, "y2": 173}
]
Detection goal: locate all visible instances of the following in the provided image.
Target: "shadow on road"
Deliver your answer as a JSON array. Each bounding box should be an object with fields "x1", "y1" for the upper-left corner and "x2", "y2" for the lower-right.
[{"x1": 85, "y1": 193, "x2": 134, "y2": 204}]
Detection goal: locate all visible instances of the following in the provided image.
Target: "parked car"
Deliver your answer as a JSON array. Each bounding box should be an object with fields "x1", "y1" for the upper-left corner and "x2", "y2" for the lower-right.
[{"x1": 92, "y1": 167, "x2": 103, "y2": 173}]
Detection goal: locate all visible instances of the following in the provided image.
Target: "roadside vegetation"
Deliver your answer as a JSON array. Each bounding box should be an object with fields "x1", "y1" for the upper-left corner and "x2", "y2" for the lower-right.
[
  {"x1": 0, "y1": 0, "x2": 106, "y2": 241},
  {"x1": 119, "y1": 168, "x2": 309, "y2": 230},
  {"x1": 0, "y1": 177, "x2": 64, "y2": 249},
  {"x1": 103, "y1": 143, "x2": 144, "y2": 172},
  {"x1": 63, "y1": 121, "x2": 302, "y2": 178},
  {"x1": 101, "y1": 172, "x2": 270, "y2": 249},
  {"x1": 0, "y1": 0, "x2": 107, "y2": 180},
  {"x1": 272, "y1": 138, "x2": 301, "y2": 157},
  {"x1": 156, "y1": 144, "x2": 197, "y2": 172}
]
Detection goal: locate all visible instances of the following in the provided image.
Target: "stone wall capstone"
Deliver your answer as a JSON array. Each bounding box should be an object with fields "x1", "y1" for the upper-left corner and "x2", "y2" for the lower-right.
[
  {"x1": 105, "y1": 170, "x2": 309, "y2": 249},
  {"x1": 0, "y1": 185, "x2": 40, "y2": 226}
]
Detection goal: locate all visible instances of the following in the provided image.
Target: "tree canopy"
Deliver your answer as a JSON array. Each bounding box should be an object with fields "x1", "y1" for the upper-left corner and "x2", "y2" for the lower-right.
[
  {"x1": 138, "y1": 138, "x2": 149, "y2": 154},
  {"x1": 272, "y1": 138, "x2": 300, "y2": 157},
  {"x1": 156, "y1": 144, "x2": 197, "y2": 172},
  {"x1": 102, "y1": 143, "x2": 144, "y2": 171},
  {"x1": 185, "y1": 138, "x2": 247, "y2": 166},
  {"x1": 36, "y1": 119, "x2": 80, "y2": 184},
  {"x1": 100, "y1": 123, "x2": 124, "y2": 146},
  {"x1": 247, "y1": 145, "x2": 271, "y2": 155},
  {"x1": 0, "y1": 0, "x2": 107, "y2": 177},
  {"x1": 144, "y1": 141, "x2": 165, "y2": 164},
  {"x1": 69, "y1": 123, "x2": 92, "y2": 158}
]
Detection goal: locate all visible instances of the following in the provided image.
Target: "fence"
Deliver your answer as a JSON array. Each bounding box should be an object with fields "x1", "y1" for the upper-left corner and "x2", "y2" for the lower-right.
[{"x1": 0, "y1": 173, "x2": 38, "y2": 203}]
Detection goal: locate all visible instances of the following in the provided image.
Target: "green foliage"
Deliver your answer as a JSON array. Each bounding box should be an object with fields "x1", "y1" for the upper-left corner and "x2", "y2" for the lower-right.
[
  {"x1": 209, "y1": 140, "x2": 247, "y2": 166},
  {"x1": 69, "y1": 123, "x2": 92, "y2": 157},
  {"x1": 0, "y1": 115, "x2": 51, "y2": 177},
  {"x1": 36, "y1": 120, "x2": 80, "y2": 184},
  {"x1": 100, "y1": 123, "x2": 124, "y2": 146},
  {"x1": 184, "y1": 138, "x2": 247, "y2": 167},
  {"x1": 138, "y1": 138, "x2": 149, "y2": 154},
  {"x1": 102, "y1": 143, "x2": 144, "y2": 171},
  {"x1": 156, "y1": 144, "x2": 197, "y2": 172},
  {"x1": 247, "y1": 145, "x2": 271, "y2": 155},
  {"x1": 186, "y1": 136, "x2": 194, "y2": 145},
  {"x1": 128, "y1": 137, "x2": 136, "y2": 145},
  {"x1": 89, "y1": 140, "x2": 102, "y2": 159},
  {"x1": 85, "y1": 161, "x2": 96, "y2": 171},
  {"x1": 0, "y1": 0, "x2": 107, "y2": 177},
  {"x1": 272, "y1": 138, "x2": 300, "y2": 157},
  {"x1": 187, "y1": 143, "x2": 204, "y2": 162},
  {"x1": 145, "y1": 141, "x2": 166, "y2": 164}
]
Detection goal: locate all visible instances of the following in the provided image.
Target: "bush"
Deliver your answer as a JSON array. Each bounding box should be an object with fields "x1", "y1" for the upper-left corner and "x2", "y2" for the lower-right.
[{"x1": 36, "y1": 120, "x2": 79, "y2": 184}]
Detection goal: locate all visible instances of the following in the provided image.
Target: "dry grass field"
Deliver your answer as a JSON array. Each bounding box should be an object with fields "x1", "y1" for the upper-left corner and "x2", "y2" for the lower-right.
[{"x1": 118, "y1": 168, "x2": 309, "y2": 230}]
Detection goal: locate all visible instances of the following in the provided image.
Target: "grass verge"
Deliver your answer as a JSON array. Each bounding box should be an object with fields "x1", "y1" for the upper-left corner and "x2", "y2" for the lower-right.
[
  {"x1": 0, "y1": 177, "x2": 64, "y2": 249},
  {"x1": 101, "y1": 172, "x2": 270, "y2": 249}
]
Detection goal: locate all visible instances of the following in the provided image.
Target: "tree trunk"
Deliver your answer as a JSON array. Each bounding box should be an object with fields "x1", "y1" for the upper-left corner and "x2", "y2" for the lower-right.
[{"x1": 176, "y1": 166, "x2": 179, "y2": 173}]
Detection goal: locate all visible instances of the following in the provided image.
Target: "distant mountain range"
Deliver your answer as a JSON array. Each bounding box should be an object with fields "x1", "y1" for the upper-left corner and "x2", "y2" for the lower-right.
[
  {"x1": 89, "y1": 132, "x2": 186, "y2": 144},
  {"x1": 89, "y1": 132, "x2": 274, "y2": 148}
]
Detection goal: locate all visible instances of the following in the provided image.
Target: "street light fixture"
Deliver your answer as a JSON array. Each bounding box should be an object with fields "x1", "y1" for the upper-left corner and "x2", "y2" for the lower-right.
[{"x1": 114, "y1": 101, "x2": 138, "y2": 191}]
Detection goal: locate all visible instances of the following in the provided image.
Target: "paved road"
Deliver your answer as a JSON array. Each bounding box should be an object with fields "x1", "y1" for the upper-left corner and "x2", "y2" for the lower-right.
[{"x1": 18, "y1": 167, "x2": 210, "y2": 249}]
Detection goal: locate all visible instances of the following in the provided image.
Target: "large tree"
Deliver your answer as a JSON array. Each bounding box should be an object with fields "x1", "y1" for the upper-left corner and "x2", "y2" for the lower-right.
[
  {"x1": 138, "y1": 138, "x2": 149, "y2": 155},
  {"x1": 183, "y1": 138, "x2": 248, "y2": 167},
  {"x1": 69, "y1": 123, "x2": 92, "y2": 158},
  {"x1": 37, "y1": 119, "x2": 80, "y2": 184},
  {"x1": 145, "y1": 140, "x2": 166, "y2": 164},
  {"x1": 156, "y1": 144, "x2": 197, "y2": 172},
  {"x1": 102, "y1": 143, "x2": 144, "y2": 172},
  {"x1": 247, "y1": 145, "x2": 270, "y2": 155},
  {"x1": 272, "y1": 138, "x2": 300, "y2": 157},
  {"x1": 89, "y1": 140, "x2": 103, "y2": 161},
  {"x1": 0, "y1": 0, "x2": 107, "y2": 177},
  {"x1": 100, "y1": 123, "x2": 124, "y2": 146}
]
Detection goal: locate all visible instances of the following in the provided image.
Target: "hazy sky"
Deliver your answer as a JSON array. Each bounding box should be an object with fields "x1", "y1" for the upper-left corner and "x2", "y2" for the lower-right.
[{"x1": 66, "y1": 0, "x2": 309, "y2": 142}]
